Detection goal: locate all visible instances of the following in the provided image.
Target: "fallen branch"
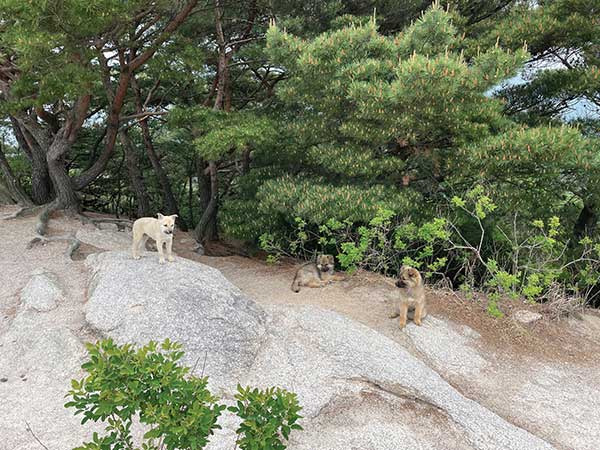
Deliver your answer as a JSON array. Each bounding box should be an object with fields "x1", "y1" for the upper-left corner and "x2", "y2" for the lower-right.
[
  {"x1": 120, "y1": 111, "x2": 167, "y2": 121},
  {"x1": 24, "y1": 421, "x2": 49, "y2": 450}
]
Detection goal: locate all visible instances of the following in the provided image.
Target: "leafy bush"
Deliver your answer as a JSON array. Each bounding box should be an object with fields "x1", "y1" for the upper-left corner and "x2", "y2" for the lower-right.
[
  {"x1": 259, "y1": 185, "x2": 600, "y2": 309},
  {"x1": 228, "y1": 385, "x2": 303, "y2": 450},
  {"x1": 66, "y1": 339, "x2": 302, "y2": 450}
]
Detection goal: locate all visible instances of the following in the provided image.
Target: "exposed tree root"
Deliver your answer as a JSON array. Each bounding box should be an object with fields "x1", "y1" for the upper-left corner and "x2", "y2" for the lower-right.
[
  {"x1": 34, "y1": 203, "x2": 56, "y2": 236},
  {"x1": 70, "y1": 213, "x2": 133, "y2": 231},
  {"x1": 1, "y1": 204, "x2": 46, "y2": 220},
  {"x1": 27, "y1": 232, "x2": 81, "y2": 260},
  {"x1": 87, "y1": 217, "x2": 133, "y2": 231}
]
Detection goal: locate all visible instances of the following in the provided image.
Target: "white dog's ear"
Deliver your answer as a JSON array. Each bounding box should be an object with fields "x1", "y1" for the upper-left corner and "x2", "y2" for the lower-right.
[
  {"x1": 157, "y1": 213, "x2": 164, "y2": 219},
  {"x1": 171, "y1": 214, "x2": 178, "y2": 219}
]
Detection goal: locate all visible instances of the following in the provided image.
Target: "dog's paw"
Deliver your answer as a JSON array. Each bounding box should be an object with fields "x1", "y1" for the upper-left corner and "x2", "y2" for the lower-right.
[
  {"x1": 168, "y1": 256, "x2": 175, "y2": 262},
  {"x1": 133, "y1": 255, "x2": 141, "y2": 260},
  {"x1": 159, "y1": 258, "x2": 166, "y2": 264}
]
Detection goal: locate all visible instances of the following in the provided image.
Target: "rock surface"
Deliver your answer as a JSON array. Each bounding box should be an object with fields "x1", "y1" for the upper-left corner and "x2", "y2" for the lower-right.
[
  {"x1": 86, "y1": 251, "x2": 553, "y2": 450},
  {"x1": 85, "y1": 251, "x2": 267, "y2": 389},
  {"x1": 76, "y1": 226, "x2": 132, "y2": 251},
  {"x1": 400, "y1": 314, "x2": 600, "y2": 450},
  {"x1": 237, "y1": 305, "x2": 553, "y2": 450},
  {"x1": 20, "y1": 270, "x2": 63, "y2": 312},
  {"x1": 0, "y1": 310, "x2": 99, "y2": 450}
]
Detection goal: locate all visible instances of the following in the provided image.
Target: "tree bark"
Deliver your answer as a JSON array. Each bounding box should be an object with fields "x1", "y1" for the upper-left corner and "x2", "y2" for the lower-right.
[
  {"x1": 45, "y1": 94, "x2": 91, "y2": 212},
  {"x1": 10, "y1": 116, "x2": 53, "y2": 204},
  {"x1": 0, "y1": 182, "x2": 14, "y2": 204},
  {"x1": 47, "y1": 139, "x2": 80, "y2": 212},
  {"x1": 213, "y1": 0, "x2": 227, "y2": 111},
  {"x1": 574, "y1": 202, "x2": 597, "y2": 240},
  {"x1": 72, "y1": 60, "x2": 131, "y2": 191},
  {"x1": 188, "y1": 171, "x2": 195, "y2": 224},
  {"x1": 72, "y1": 0, "x2": 199, "y2": 191},
  {"x1": 194, "y1": 159, "x2": 218, "y2": 242},
  {"x1": 192, "y1": 0, "x2": 257, "y2": 243},
  {"x1": 119, "y1": 130, "x2": 151, "y2": 217},
  {"x1": 0, "y1": 142, "x2": 33, "y2": 205},
  {"x1": 192, "y1": 0, "x2": 227, "y2": 243}
]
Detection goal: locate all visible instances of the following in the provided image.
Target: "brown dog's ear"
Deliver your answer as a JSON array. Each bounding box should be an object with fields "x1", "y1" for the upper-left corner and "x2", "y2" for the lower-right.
[
  {"x1": 408, "y1": 268, "x2": 418, "y2": 278},
  {"x1": 157, "y1": 213, "x2": 164, "y2": 219}
]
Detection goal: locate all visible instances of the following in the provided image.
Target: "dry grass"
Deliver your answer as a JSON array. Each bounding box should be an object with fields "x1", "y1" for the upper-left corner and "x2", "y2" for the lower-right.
[{"x1": 539, "y1": 282, "x2": 586, "y2": 320}]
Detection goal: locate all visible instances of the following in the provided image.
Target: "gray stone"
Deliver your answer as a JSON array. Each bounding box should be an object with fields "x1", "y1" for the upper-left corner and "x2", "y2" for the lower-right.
[
  {"x1": 86, "y1": 252, "x2": 553, "y2": 450},
  {"x1": 0, "y1": 309, "x2": 84, "y2": 379},
  {"x1": 96, "y1": 222, "x2": 119, "y2": 231},
  {"x1": 514, "y1": 310, "x2": 543, "y2": 324},
  {"x1": 85, "y1": 251, "x2": 267, "y2": 388},
  {"x1": 76, "y1": 227, "x2": 132, "y2": 251},
  {"x1": 20, "y1": 270, "x2": 63, "y2": 312},
  {"x1": 404, "y1": 316, "x2": 487, "y2": 378},
  {"x1": 0, "y1": 310, "x2": 102, "y2": 450},
  {"x1": 233, "y1": 305, "x2": 553, "y2": 450}
]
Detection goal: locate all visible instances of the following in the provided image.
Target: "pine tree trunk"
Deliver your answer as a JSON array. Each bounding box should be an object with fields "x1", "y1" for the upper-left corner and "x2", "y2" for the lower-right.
[
  {"x1": 10, "y1": 116, "x2": 54, "y2": 204},
  {"x1": 0, "y1": 142, "x2": 32, "y2": 205},
  {"x1": 30, "y1": 156, "x2": 54, "y2": 205},
  {"x1": 574, "y1": 202, "x2": 597, "y2": 240},
  {"x1": 119, "y1": 130, "x2": 151, "y2": 217},
  {"x1": 193, "y1": 159, "x2": 218, "y2": 242},
  {"x1": 46, "y1": 138, "x2": 79, "y2": 213},
  {"x1": 0, "y1": 182, "x2": 14, "y2": 204},
  {"x1": 191, "y1": 0, "x2": 226, "y2": 243}
]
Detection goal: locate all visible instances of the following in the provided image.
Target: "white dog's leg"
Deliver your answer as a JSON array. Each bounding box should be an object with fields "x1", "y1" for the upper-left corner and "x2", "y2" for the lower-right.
[
  {"x1": 166, "y1": 238, "x2": 175, "y2": 262},
  {"x1": 157, "y1": 239, "x2": 166, "y2": 264},
  {"x1": 139, "y1": 235, "x2": 149, "y2": 252},
  {"x1": 132, "y1": 230, "x2": 142, "y2": 260}
]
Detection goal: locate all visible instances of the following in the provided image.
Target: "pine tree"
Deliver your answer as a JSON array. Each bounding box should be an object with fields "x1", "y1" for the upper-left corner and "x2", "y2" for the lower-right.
[{"x1": 222, "y1": 4, "x2": 528, "y2": 239}]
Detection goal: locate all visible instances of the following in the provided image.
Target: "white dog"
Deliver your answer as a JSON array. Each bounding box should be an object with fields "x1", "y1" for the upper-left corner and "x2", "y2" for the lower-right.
[{"x1": 131, "y1": 213, "x2": 178, "y2": 264}]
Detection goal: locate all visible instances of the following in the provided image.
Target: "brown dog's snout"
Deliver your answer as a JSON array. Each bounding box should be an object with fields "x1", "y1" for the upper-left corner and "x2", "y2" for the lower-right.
[{"x1": 395, "y1": 280, "x2": 405, "y2": 288}]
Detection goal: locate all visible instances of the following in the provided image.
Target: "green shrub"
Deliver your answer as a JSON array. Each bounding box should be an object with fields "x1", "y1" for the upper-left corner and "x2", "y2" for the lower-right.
[
  {"x1": 65, "y1": 339, "x2": 302, "y2": 450},
  {"x1": 228, "y1": 385, "x2": 303, "y2": 450},
  {"x1": 259, "y1": 185, "x2": 600, "y2": 309}
]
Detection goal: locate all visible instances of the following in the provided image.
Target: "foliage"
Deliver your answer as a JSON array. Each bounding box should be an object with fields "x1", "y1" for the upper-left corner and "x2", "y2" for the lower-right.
[
  {"x1": 483, "y1": 0, "x2": 600, "y2": 124},
  {"x1": 2, "y1": 0, "x2": 600, "y2": 309},
  {"x1": 223, "y1": 4, "x2": 530, "y2": 241},
  {"x1": 447, "y1": 186, "x2": 600, "y2": 304},
  {"x1": 259, "y1": 185, "x2": 600, "y2": 308},
  {"x1": 228, "y1": 385, "x2": 303, "y2": 450},
  {"x1": 65, "y1": 339, "x2": 302, "y2": 450},
  {"x1": 168, "y1": 107, "x2": 279, "y2": 162},
  {"x1": 65, "y1": 339, "x2": 225, "y2": 450}
]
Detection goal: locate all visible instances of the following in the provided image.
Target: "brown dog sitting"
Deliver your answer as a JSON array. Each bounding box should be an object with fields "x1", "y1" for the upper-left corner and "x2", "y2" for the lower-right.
[{"x1": 389, "y1": 265, "x2": 427, "y2": 329}]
